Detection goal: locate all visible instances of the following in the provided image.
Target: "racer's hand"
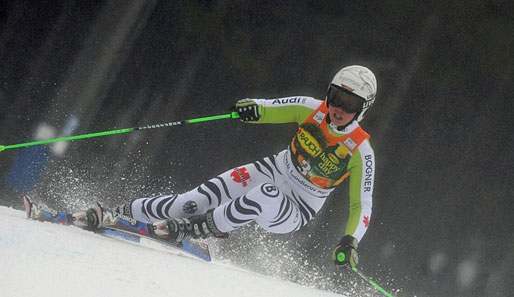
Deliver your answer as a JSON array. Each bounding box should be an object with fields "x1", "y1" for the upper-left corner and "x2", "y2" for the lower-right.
[
  {"x1": 231, "y1": 99, "x2": 261, "y2": 122},
  {"x1": 332, "y1": 235, "x2": 359, "y2": 267}
]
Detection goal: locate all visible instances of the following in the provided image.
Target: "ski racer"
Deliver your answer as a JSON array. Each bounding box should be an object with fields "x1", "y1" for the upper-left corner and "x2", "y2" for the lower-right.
[{"x1": 89, "y1": 65, "x2": 377, "y2": 268}]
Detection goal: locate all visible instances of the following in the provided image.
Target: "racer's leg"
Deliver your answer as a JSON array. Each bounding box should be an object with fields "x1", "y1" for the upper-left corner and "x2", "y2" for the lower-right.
[
  {"x1": 213, "y1": 182, "x2": 326, "y2": 234},
  {"x1": 149, "y1": 182, "x2": 327, "y2": 243},
  {"x1": 129, "y1": 156, "x2": 282, "y2": 223}
]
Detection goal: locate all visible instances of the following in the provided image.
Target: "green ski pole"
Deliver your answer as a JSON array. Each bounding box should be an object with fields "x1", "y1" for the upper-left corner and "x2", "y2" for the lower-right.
[
  {"x1": 0, "y1": 112, "x2": 240, "y2": 153},
  {"x1": 351, "y1": 266, "x2": 396, "y2": 297}
]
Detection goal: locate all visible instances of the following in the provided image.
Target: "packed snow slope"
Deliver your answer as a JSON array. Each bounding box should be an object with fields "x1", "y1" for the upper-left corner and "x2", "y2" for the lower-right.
[{"x1": 0, "y1": 206, "x2": 347, "y2": 297}]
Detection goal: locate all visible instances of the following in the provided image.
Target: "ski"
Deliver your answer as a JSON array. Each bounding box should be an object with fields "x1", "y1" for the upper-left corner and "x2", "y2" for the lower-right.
[
  {"x1": 94, "y1": 202, "x2": 211, "y2": 261},
  {"x1": 23, "y1": 196, "x2": 211, "y2": 261}
]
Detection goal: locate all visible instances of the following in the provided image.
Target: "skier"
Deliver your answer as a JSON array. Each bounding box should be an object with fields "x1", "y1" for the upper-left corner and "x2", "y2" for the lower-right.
[{"x1": 89, "y1": 65, "x2": 376, "y2": 267}]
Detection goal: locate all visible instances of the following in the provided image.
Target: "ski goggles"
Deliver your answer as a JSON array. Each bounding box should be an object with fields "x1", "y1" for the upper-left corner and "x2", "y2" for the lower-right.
[{"x1": 327, "y1": 85, "x2": 365, "y2": 114}]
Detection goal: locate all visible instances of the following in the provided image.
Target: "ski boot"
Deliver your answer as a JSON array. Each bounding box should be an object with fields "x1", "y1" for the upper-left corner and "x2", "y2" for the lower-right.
[
  {"x1": 71, "y1": 208, "x2": 100, "y2": 231},
  {"x1": 152, "y1": 209, "x2": 226, "y2": 243},
  {"x1": 111, "y1": 201, "x2": 134, "y2": 218}
]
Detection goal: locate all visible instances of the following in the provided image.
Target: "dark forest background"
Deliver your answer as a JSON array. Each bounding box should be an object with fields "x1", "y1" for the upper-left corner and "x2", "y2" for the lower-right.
[{"x1": 0, "y1": 1, "x2": 513, "y2": 296}]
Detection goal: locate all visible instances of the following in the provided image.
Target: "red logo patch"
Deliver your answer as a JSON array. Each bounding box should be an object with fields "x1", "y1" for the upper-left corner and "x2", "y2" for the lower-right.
[
  {"x1": 230, "y1": 167, "x2": 251, "y2": 187},
  {"x1": 363, "y1": 216, "x2": 370, "y2": 228}
]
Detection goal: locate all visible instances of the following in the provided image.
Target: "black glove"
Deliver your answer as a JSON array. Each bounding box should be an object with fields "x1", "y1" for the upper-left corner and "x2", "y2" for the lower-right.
[
  {"x1": 231, "y1": 99, "x2": 261, "y2": 122},
  {"x1": 332, "y1": 235, "x2": 359, "y2": 267}
]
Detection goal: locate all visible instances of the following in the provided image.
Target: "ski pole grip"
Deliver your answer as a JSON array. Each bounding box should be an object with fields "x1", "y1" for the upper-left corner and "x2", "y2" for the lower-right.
[
  {"x1": 230, "y1": 111, "x2": 240, "y2": 119},
  {"x1": 0, "y1": 145, "x2": 4, "y2": 152},
  {"x1": 337, "y1": 252, "x2": 346, "y2": 263}
]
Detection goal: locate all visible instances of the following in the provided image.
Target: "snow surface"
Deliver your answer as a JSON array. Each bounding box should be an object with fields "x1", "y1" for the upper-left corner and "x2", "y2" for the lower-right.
[{"x1": 0, "y1": 206, "x2": 348, "y2": 297}]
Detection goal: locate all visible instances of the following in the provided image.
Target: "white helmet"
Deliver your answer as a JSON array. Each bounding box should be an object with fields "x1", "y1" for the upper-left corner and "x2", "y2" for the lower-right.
[{"x1": 329, "y1": 65, "x2": 377, "y2": 122}]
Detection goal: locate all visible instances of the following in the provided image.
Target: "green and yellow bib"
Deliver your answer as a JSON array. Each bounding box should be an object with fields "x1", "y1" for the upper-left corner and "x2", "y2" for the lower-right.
[{"x1": 290, "y1": 104, "x2": 369, "y2": 189}]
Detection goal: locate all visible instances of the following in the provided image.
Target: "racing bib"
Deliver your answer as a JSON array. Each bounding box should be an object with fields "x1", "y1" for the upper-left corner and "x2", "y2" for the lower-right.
[{"x1": 290, "y1": 104, "x2": 369, "y2": 189}]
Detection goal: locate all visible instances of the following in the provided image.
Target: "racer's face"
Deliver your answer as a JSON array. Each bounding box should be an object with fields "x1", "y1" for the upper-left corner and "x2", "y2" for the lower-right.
[
  {"x1": 328, "y1": 105, "x2": 356, "y2": 126},
  {"x1": 326, "y1": 85, "x2": 363, "y2": 126}
]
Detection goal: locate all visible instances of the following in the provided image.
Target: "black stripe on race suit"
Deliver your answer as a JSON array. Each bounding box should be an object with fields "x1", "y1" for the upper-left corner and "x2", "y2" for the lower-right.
[
  {"x1": 164, "y1": 195, "x2": 178, "y2": 217},
  {"x1": 198, "y1": 185, "x2": 213, "y2": 205},
  {"x1": 273, "y1": 197, "x2": 287, "y2": 220},
  {"x1": 242, "y1": 195, "x2": 263, "y2": 213},
  {"x1": 215, "y1": 176, "x2": 233, "y2": 200},
  {"x1": 297, "y1": 194, "x2": 317, "y2": 221},
  {"x1": 226, "y1": 200, "x2": 254, "y2": 225},
  {"x1": 253, "y1": 161, "x2": 272, "y2": 181},
  {"x1": 291, "y1": 191, "x2": 316, "y2": 222},
  {"x1": 269, "y1": 195, "x2": 293, "y2": 227},
  {"x1": 234, "y1": 196, "x2": 260, "y2": 216},
  {"x1": 143, "y1": 196, "x2": 161, "y2": 220},
  {"x1": 141, "y1": 199, "x2": 150, "y2": 221},
  {"x1": 258, "y1": 158, "x2": 275, "y2": 181},
  {"x1": 204, "y1": 180, "x2": 222, "y2": 206},
  {"x1": 141, "y1": 205, "x2": 150, "y2": 221},
  {"x1": 155, "y1": 197, "x2": 170, "y2": 219},
  {"x1": 268, "y1": 155, "x2": 283, "y2": 175},
  {"x1": 269, "y1": 206, "x2": 293, "y2": 228}
]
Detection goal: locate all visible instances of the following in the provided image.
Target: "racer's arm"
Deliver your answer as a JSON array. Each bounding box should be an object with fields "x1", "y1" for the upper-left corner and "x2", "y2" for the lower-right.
[
  {"x1": 237, "y1": 97, "x2": 322, "y2": 124},
  {"x1": 345, "y1": 139, "x2": 374, "y2": 243}
]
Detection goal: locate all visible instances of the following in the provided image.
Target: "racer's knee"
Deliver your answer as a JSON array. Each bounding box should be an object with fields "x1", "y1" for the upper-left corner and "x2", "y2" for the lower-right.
[{"x1": 246, "y1": 183, "x2": 303, "y2": 234}]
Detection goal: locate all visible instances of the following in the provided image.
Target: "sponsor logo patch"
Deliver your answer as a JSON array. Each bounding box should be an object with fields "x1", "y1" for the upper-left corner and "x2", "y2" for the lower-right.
[
  {"x1": 343, "y1": 137, "x2": 357, "y2": 150},
  {"x1": 230, "y1": 167, "x2": 251, "y2": 187},
  {"x1": 297, "y1": 128, "x2": 322, "y2": 157},
  {"x1": 183, "y1": 201, "x2": 198, "y2": 214},
  {"x1": 271, "y1": 97, "x2": 303, "y2": 105},
  {"x1": 261, "y1": 184, "x2": 279, "y2": 197},
  {"x1": 313, "y1": 111, "x2": 325, "y2": 124},
  {"x1": 364, "y1": 154, "x2": 373, "y2": 192},
  {"x1": 363, "y1": 216, "x2": 370, "y2": 228}
]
